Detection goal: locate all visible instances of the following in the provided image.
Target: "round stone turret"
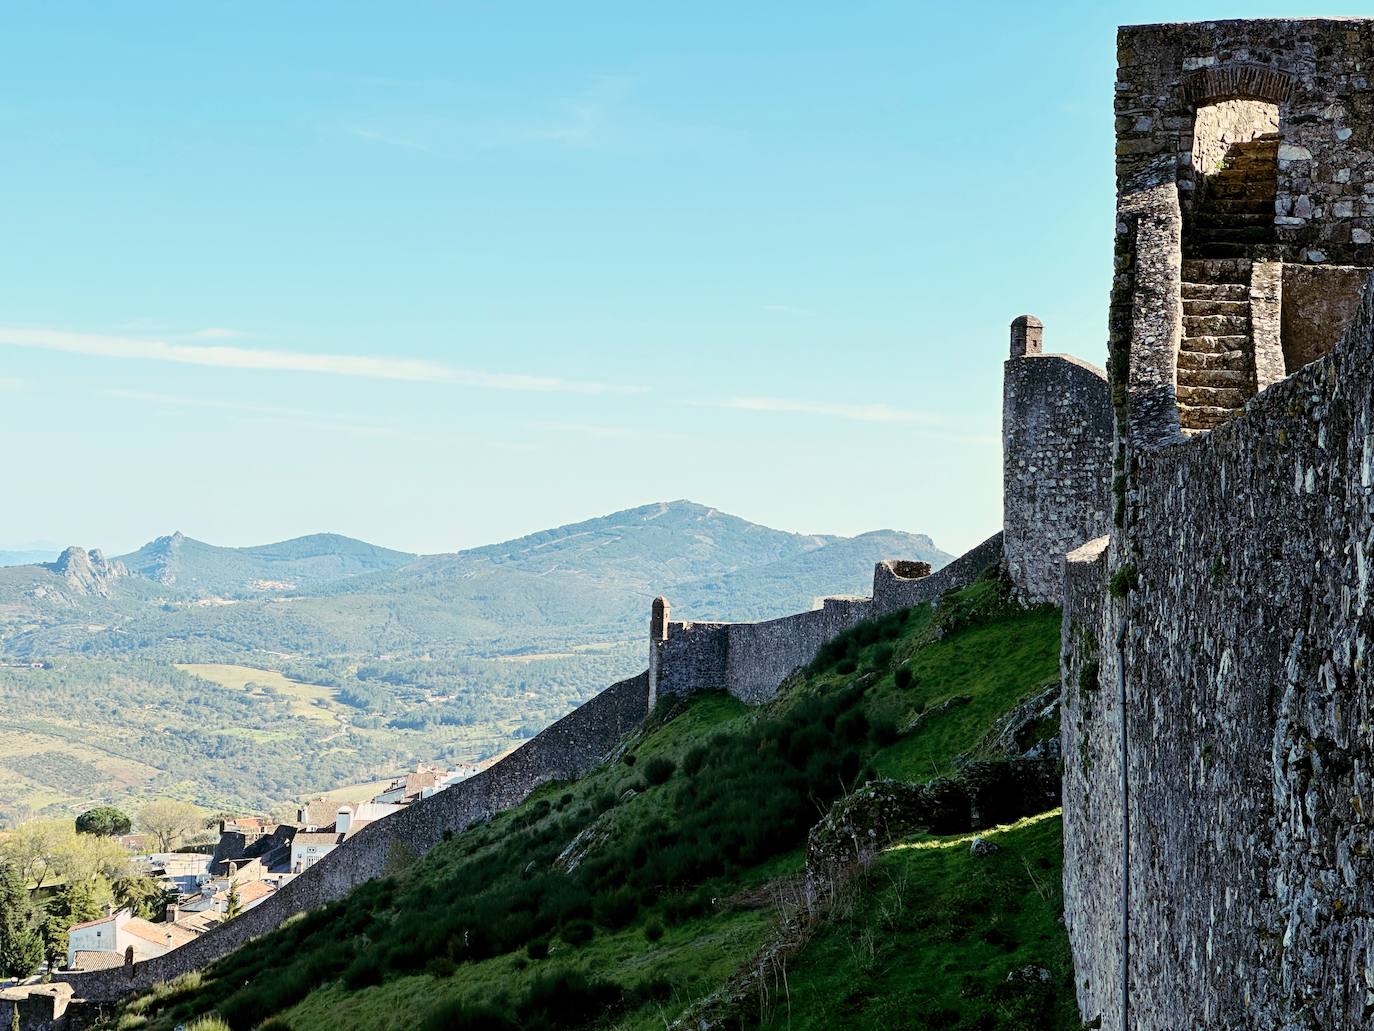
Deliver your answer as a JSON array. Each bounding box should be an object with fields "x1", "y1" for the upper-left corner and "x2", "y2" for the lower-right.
[{"x1": 1010, "y1": 315, "x2": 1044, "y2": 358}]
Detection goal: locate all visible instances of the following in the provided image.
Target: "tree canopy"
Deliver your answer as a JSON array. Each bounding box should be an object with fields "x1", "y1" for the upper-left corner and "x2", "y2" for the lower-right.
[{"x1": 75, "y1": 805, "x2": 132, "y2": 837}]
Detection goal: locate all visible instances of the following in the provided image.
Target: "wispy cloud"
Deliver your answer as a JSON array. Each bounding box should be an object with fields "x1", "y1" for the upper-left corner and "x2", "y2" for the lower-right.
[
  {"x1": 103, "y1": 389, "x2": 427, "y2": 441},
  {"x1": 184, "y1": 327, "x2": 250, "y2": 341},
  {"x1": 339, "y1": 74, "x2": 727, "y2": 157},
  {"x1": 707, "y1": 396, "x2": 938, "y2": 425},
  {"x1": 0, "y1": 377, "x2": 27, "y2": 392},
  {"x1": 0, "y1": 327, "x2": 645, "y2": 395}
]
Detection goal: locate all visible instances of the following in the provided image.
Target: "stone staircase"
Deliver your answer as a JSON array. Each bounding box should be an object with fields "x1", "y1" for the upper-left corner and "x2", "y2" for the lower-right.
[
  {"x1": 1185, "y1": 133, "x2": 1278, "y2": 259},
  {"x1": 1178, "y1": 259, "x2": 1256, "y2": 434},
  {"x1": 1175, "y1": 133, "x2": 1277, "y2": 433}
]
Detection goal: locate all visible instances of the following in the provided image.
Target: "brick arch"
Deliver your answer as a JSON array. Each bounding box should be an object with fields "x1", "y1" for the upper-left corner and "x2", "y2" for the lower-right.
[{"x1": 1181, "y1": 63, "x2": 1295, "y2": 107}]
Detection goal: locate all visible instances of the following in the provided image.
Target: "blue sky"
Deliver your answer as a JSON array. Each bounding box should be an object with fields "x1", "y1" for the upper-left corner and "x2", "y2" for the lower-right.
[{"x1": 0, "y1": 1, "x2": 1342, "y2": 557}]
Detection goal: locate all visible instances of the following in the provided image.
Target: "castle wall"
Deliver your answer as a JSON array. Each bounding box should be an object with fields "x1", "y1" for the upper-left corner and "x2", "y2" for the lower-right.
[
  {"x1": 655, "y1": 535, "x2": 1004, "y2": 705},
  {"x1": 53, "y1": 671, "x2": 649, "y2": 1006},
  {"x1": 1066, "y1": 272, "x2": 1374, "y2": 1029},
  {"x1": 1002, "y1": 343, "x2": 1113, "y2": 605},
  {"x1": 871, "y1": 533, "x2": 1004, "y2": 616},
  {"x1": 1058, "y1": 536, "x2": 1123, "y2": 1028},
  {"x1": 1116, "y1": 19, "x2": 1374, "y2": 266}
]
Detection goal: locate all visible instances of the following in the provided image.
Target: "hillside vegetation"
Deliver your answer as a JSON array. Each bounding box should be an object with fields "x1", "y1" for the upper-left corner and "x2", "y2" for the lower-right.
[
  {"x1": 0, "y1": 502, "x2": 949, "y2": 820},
  {"x1": 101, "y1": 575, "x2": 1071, "y2": 1031}
]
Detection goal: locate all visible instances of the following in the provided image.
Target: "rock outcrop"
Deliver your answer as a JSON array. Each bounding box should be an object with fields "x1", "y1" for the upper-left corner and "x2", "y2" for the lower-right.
[{"x1": 42, "y1": 546, "x2": 127, "y2": 597}]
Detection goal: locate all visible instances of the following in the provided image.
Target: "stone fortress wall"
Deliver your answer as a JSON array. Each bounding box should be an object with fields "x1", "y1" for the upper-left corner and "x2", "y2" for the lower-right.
[
  {"x1": 651, "y1": 532, "x2": 1005, "y2": 706},
  {"x1": 1002, "y1": 316, "x2": 1114, "y2": 605},
  {"x1": 51, "y1": 671, "x2": 651, "y2": 1006},
  {"x1": 1063, "y1": 18, "x2": 1374, "y2": 1031}
]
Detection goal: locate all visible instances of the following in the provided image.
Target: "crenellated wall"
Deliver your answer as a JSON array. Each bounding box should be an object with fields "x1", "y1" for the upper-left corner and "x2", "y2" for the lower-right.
[
  {"x1": 52, "y1": 671, "x2": 650, "y2": 1007},
  {"x1": 1002, "y1": 317, "x2": 1114, "y2": 604}
]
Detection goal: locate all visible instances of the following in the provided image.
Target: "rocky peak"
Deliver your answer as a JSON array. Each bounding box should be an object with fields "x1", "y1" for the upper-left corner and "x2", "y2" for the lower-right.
[{"x1": 45, "y1": 545, "x2": 128, "y2": 597}]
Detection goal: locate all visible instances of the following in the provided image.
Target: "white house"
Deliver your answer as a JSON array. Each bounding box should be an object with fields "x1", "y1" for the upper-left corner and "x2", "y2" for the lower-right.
[
  {"x1": 290, "y1": 831, "x2": 344, "y2": 872},
  {"x1": 66, "y1": 909, "x2": 196, "y2": 970}
]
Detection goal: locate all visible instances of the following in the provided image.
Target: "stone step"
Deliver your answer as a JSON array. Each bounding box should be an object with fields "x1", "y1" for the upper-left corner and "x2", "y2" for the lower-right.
[
  {"x1": 1182, "y1": 259, "x2": 1251, "y2": 284},
  {"x1": 1185, "y1": 313, "x2": 1250, "y2": 336},
  {"x1": 1180, "y1": 282, "x2": 1250, "y2": 301},
  {"x1": 1182, "y1": 298, "x2": 1250, "y2": 317},
  {"x1": 1177, "y1": 384, "x2": 1250, "y2": 408},
  {"x1": 1179, "y1": 334, "x2": 1250, "y2": 355},
  {"x1": 1192, "y1": 212, "x2": 1273, "y2": 230},
  {"x1": 1203, "y1": 181, "x2": 1279, "y2": 201},
  {"x1": 1178, "y1": 404, "x2": 1239, "y2": 430},
  {"x1": 1206, "y1": 198, "x2": 1277, "y2": 215},
  {"x1": 1177, "y1": 348, "x2": 1247, "y2": 370},
  {"x1": 1189, "y1": 225, "x2": 1274, "y2": 245},
  {"x1": 1184, "y1": 241, "x2": 1264, "y2": 259},
  {"x1": 1177, "y1": 367, "x2": 1252, "y2": 389}
]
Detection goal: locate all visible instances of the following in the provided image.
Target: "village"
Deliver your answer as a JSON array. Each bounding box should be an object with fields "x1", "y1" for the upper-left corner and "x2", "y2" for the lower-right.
[{"x1": 0, "y1": 758, "x2": 486, "y2": 979}]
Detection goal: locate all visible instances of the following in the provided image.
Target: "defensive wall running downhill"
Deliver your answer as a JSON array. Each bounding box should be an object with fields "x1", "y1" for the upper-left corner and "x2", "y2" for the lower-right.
[
  {"x1": 47, "y1": 527, "x2": 1007, "y2": 1015},
  {"x1": 650, "y1": 531, "x2": 1005, "y2": 706},
  {"x1": 50, "y1": 671, "x2": 650, "y2": 1007}
]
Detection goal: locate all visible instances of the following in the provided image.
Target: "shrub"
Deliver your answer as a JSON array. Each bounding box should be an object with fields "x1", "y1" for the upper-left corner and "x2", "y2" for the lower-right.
[
  {"x1": 682, "y1": 745, "x2": 708, "y2": 776},
  {"x1": 894, "y1": 666, "x2": 914, "y2": 690},
  {"x1": 526, "y1": 938, "x2": 549, "y2": 960},
  {"x1": 643, "y1": 756, "x2": 676, "y2": 785},
  {"x1": 561, "y1": 918, "x2": 595, "y2": 946},
  {"x1": 835, "y1": 656, "x2": 858, "y2": 675},
  {"x1": 593, "y1": 887, "x2": 639, "y2": 929},
  {"x1": 870, "y1": 643, "x2": 895, "y2": 670},
  {"x1": 644, "y1": 919, "x2": 665, "y2": 942},
  {"x1": 420, "y1": 1000, "x2": 520, "y2": 1031}
]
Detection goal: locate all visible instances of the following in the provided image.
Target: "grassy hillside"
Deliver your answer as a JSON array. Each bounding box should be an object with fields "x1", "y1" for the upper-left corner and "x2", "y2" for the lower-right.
[{"x1": 101, "y1": 576, "x2": 1070, "y2": 1031}]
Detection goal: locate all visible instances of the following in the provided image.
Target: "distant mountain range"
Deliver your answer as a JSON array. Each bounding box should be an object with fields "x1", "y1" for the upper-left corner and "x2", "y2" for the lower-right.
[
  {"x1": 0, "y1": 501, "x2": 950, "y2": 658},
  {"x1": 117, "y1": 530, "x2": 418, "y2": 593}
]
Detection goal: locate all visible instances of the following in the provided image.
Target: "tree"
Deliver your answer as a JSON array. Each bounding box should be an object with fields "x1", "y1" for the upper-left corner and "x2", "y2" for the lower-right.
[
  {"x1": 223, "y1": 880, "x2": 242, "y2": 921},
  {"x1": 136, "y1": 800, "x2": 204, "y2": 852},
  {"x1": 53, "y1": 833, "x2": 130, "y2": 889},
  {"x1": 39, "y1": 880, "x2": 102, "y2": 971},
  {"x1": 74, "y1": 806, "x2": 132, "y2": 837},
  {"x1": 0, "y1": 863, "x2": 41, "y2": 978},
  {"x1": 0, "y1": 818, "x2": 73, "y2": 889},
  {"x1": 112, "y1": 874, "x2": 164, "y2": 921}
]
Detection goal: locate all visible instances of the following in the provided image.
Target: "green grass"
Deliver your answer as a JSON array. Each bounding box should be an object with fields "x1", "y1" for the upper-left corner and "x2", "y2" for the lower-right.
[
  {"x1": 759, "y1": 811, "x2": 1075, "y2": 1031},
  {"x1": 100, "y1": 577, "x2": 1069, "y2": 1031}
]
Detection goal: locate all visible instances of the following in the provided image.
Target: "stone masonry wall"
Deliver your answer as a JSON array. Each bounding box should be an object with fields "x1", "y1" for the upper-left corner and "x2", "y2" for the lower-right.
[
  {"x1": 1067, "y1": 271, "x2": 1374, "y2": 1029},
  {"x1": 1003, "y1": 338, "x2": 1114, "y2": 605},
  {"x1": 655, "y1": 535, "x2": 1004, "y2": 705},
  {"x1": 1116, "y1": 19, "x2": 1374, "y2": 267},
  {"x1": 54, "y1": 671, "x2": 649, "y2": 1007},
  {"x1": 1058, "y1": 536, "x2": 1122, "y2": 1029}
]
